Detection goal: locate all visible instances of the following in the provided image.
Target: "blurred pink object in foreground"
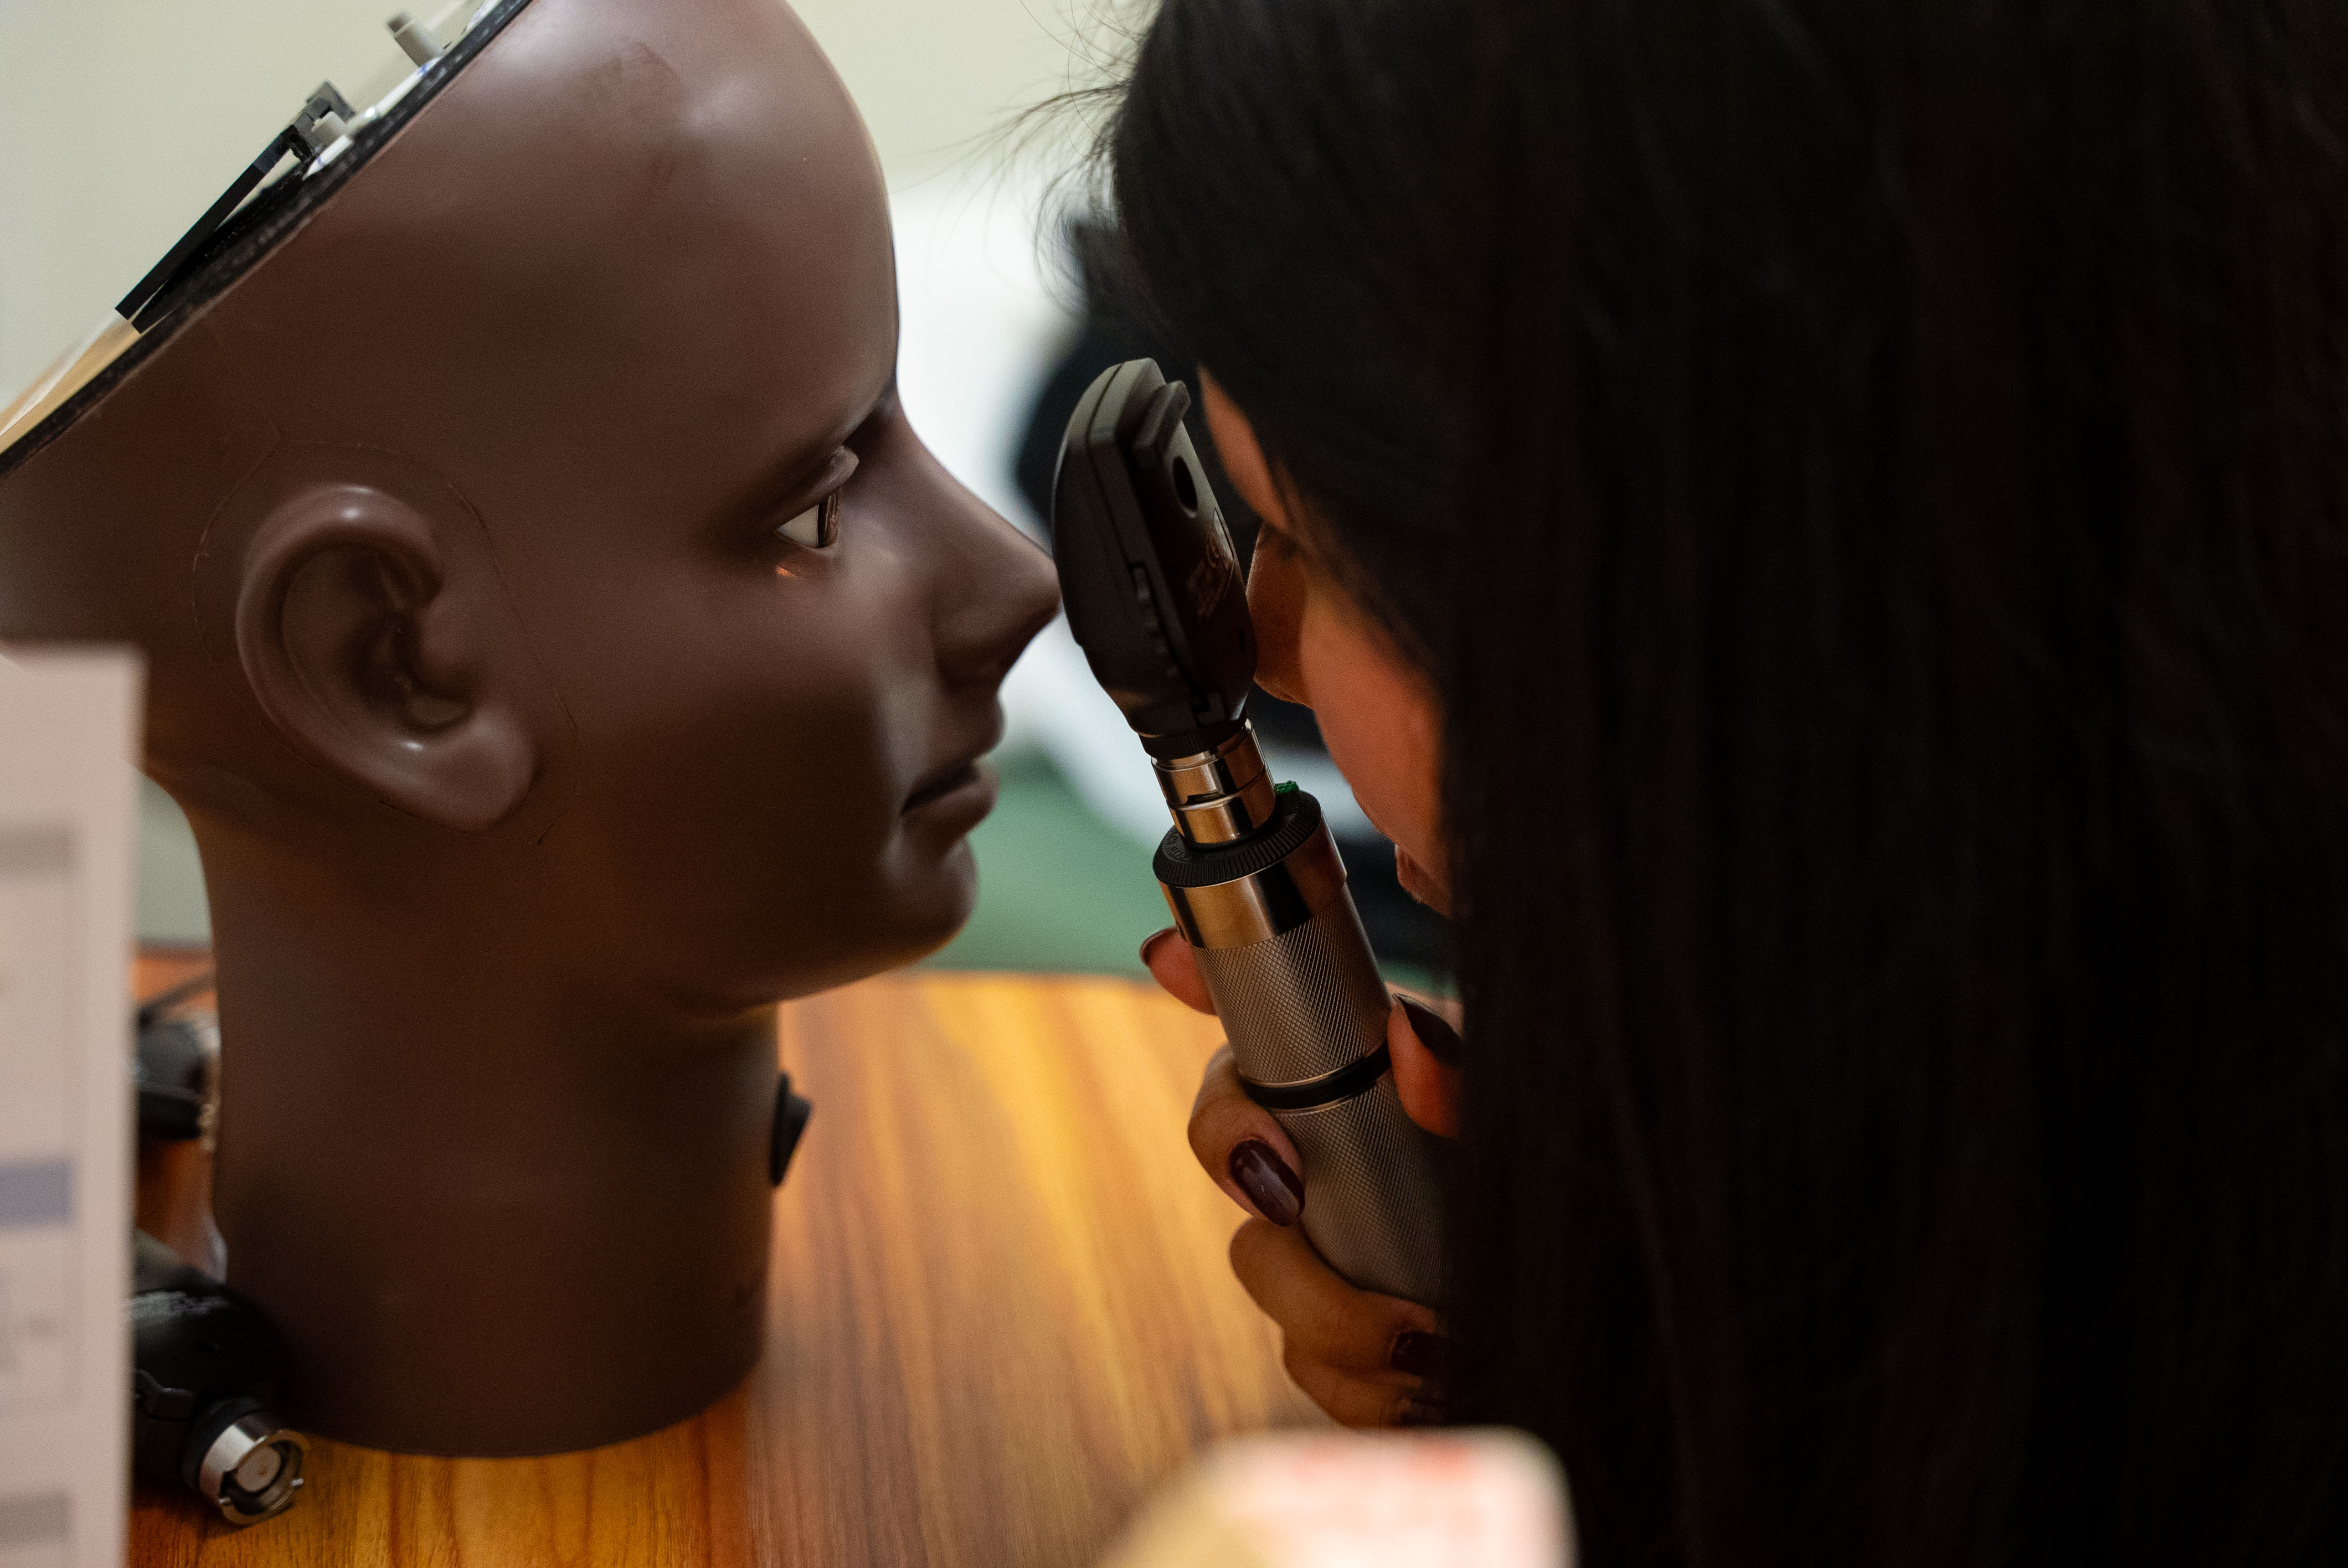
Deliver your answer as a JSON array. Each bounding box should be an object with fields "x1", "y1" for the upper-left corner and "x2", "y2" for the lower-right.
[{"x1": 1101, "y1": 1428, "x2": 1573, "y2": 1568}]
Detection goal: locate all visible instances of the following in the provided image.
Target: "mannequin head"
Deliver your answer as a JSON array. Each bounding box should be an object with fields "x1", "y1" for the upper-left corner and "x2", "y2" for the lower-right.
[
  {"x1": 0, "y1": 0, "x2": 1057, "y2": 1452},
  {"x1": 0, "y1": 0, "x2": 1057, "y2": 1007}
]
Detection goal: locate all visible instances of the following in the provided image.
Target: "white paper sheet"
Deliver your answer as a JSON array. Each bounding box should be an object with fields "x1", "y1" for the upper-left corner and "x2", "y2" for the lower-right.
[{"x1": 0, "y1": 650, "x2": 140, "y2": 1568}]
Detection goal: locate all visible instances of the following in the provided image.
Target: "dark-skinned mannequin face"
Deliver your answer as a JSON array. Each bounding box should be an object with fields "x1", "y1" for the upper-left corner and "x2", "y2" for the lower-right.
[
  {"x1": 194, "y1": 0, "x2": 1059, "y2": 1004},
  {"x1": 0, "y1": 0, "x2": 1058, "y2": 1453}
]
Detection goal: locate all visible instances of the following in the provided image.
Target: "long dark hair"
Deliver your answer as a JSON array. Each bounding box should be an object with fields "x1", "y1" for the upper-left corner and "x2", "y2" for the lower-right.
[{"x1": 1108, "y1": 1, "x2": 2348, "y2": 1561}]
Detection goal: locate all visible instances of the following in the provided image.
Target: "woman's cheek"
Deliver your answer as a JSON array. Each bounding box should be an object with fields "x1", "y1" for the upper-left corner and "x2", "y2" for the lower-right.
[{"x1": 1299, "y1": 597, "x2": 1443, "y2": 872}]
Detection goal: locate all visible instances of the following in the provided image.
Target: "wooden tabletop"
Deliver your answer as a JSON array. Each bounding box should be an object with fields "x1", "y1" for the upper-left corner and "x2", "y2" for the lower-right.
[{"x1": 128, "y1": 963, "x2": 1319, "y2": 1566}]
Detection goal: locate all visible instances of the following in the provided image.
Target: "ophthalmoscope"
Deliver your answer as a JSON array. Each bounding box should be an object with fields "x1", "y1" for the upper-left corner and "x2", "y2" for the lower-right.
[{"x1": 1051, "y1": 358, "x2": 1445, "y2": 1305}]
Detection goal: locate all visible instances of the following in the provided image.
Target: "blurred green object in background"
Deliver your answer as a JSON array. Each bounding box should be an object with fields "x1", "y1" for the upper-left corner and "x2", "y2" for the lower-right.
[
  {"x1": 926, "y1": 750, "x2": 1450, "y2": 996},
  {"x1": 924, "y1": 750, "x2": 1165, "y2": 976}
]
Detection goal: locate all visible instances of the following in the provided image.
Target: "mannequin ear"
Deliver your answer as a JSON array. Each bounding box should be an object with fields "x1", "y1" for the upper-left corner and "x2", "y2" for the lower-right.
[{"x1": 233, "y1": 481, "x2": 539, "y2": 833}]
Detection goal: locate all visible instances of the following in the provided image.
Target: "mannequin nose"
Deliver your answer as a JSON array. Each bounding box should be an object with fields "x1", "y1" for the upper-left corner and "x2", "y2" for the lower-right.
[{"x1": 936, "y1": 510, "x2": 1060, "y2": 690}]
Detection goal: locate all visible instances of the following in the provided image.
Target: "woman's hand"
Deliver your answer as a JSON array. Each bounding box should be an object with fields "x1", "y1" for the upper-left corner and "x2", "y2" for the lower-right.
[{"x1": 1142, "y1": 927, "x2": 1461, "y2": 1427}]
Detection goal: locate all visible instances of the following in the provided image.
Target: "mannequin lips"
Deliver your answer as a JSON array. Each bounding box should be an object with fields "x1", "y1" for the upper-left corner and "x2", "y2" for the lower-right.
[
  {"x1": 905, "y1": 705, "x2": 1008, "y2": 821},
  {"x1": 902, "y1": 752, "x2": 997, "y2": 830}
]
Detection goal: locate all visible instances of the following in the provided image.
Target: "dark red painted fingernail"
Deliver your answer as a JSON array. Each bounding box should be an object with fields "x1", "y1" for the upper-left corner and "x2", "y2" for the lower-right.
[
  {"x1": 1228, "y1": 1139, "x2": 1305, "y2": 1226},
  {"x1": 1398, "y1": 997, "x2": 1463, "y2": 1065},
  {"x1": 1388, "y1": 1329, "x2": 1451, "y2": 1380},
  {"x1": 1139, "y1": 929, "x2": 1176, "y2": 967}
]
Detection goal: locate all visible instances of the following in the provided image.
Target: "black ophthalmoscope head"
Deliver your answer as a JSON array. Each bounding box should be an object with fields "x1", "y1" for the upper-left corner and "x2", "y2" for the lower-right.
[
  {"x1": 1050, "y1": 359, "x2": 1257, "y2": 762},
  {"x1": 1052, "y1": 359, "x2": 1288, "y2": 849}
]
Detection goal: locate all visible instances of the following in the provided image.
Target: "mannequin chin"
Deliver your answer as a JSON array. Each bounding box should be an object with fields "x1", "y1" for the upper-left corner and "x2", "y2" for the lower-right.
[{"x1": 0, "y1": 0, "x2": 1057, "y2": 1454}]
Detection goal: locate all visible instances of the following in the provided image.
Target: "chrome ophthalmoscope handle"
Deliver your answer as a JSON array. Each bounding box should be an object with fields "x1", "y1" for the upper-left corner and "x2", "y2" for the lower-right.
[{"x1": 1153, "y1": 729, "x2": 1447, "y2": 1306}]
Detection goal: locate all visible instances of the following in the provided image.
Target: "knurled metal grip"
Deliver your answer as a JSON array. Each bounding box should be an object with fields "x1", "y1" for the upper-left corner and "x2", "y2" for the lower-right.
[
  {"x1": 1156, "y1": 793, "x2": 1448, "y2": 1305},
  {"x1": 1192, "y1": 895, "x2": 1388, "y2": 1081},
  {"x1": 1263, "y1": 1067, "x2": 1447, "y2": 1306}
]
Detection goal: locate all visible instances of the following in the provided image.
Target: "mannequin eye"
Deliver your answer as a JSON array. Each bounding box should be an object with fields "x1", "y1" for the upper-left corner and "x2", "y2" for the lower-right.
[{"x1": 777, "y1": 490, "x2": 841, "y2": 550}]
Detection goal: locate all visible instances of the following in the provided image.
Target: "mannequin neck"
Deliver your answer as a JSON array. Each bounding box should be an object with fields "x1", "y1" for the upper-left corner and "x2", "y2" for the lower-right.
[{"x1": 195, "y1": 831, "x2": 786, "y2": 1455}]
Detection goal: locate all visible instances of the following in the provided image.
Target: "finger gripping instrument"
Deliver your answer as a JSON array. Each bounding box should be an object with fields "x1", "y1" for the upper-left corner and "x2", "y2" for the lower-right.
[{"x1": 1050, "y1": 358, "x2": 1444, "y2": 1306}]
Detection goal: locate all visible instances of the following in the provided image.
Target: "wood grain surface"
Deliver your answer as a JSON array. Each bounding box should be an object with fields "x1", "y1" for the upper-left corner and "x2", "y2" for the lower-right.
[{"x1": 127, "y1": 965, "x2": 1320, "y2": 1566}]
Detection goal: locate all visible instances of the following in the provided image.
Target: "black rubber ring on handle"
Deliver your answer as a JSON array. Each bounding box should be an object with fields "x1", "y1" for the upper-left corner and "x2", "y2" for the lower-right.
[{"x1": 1240, "y1": 1042, "x2": 1394, "y2": 1112}]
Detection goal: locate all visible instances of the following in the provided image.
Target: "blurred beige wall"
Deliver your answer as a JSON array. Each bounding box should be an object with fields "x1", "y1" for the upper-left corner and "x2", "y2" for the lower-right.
[{"x1": 0, "y1": 0, "x2": 1108, "y2": 396}]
